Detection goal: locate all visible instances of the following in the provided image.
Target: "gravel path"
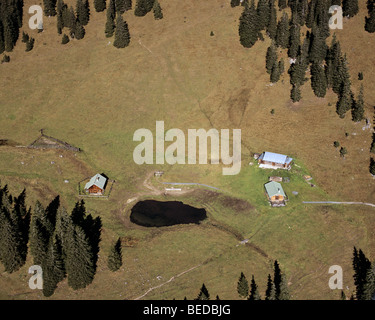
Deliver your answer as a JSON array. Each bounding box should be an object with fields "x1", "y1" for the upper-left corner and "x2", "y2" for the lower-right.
[{"x1": 303, "y1": 201, "x2": 375, "y2": 208}]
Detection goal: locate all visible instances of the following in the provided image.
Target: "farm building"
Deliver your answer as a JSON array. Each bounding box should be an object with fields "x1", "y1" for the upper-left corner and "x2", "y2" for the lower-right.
[
  {"x1": 84, "y1": 173, "x2": 107, "y2": 195},
  {"x1": 264, "y1": 181, "x2": 287, "y2": 207},
  {"x1": 258, "y1": 152, "x2": 293, "y2": 170}
]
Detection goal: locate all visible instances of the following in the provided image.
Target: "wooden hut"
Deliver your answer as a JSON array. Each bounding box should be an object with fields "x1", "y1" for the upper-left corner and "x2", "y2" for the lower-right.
[{"x1": 84, "y1": 174, "x2": 107, "y2": 195}]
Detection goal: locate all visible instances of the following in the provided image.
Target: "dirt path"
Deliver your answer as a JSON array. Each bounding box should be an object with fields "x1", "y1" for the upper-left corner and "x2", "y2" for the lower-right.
[
  {"x1": 303, "y1": 201, "x2": 375, "y2": 208},
  {"x1": 134, "y1": 264, "x2": 202, "y2": 300}
]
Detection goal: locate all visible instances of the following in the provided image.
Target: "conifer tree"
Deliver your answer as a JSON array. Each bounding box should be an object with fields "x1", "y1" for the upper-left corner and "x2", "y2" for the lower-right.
[
  {"x1": 342, "y1": 0, "x2": 359, "y2": 18},
  {"x1": 362, "y1": 266, "x2": 375, "y2": 300},
  {"x1": 29, "y1": 201, "x2": 50, "y2": 265},
  {"x1": 239, "y1": 0, "x2": 260, "y2": 48},
  {"x1": 196, "y1": 283, "x2": 210, "y2": 300},
  {"x1": 74, "y1": 21, "x2": 85, "y2": 39},
  {"x1": 0, "y1": 23, "x2": 4, "y2": 54},
  {"x1": 288, "y1": 17, "x2": 300, "y2": 59},
  {"x1": 370, "y1": 158, "x2": 375, "y2": 175},
  {"x1": 57, "y1": 0, "x2": 64, "y2": 34},
  {"x1": 25, "y1": 37, "x2": 35, "y2": 52},
  {"x1": 336, "y1": 84, "x2": 353, "y2": 118},
  {"x1": 108, "y1": 237, "x2": 122, "y2": 271},
  {"x1": 105, "y1": 0, "x2": 116, "y2": 37},
  {"x1": 61, "y1": 33, "x2": 69, "y2": 44},
  {"x1": 365, "y1": 4, "x2": 375, "y2": 33},
  {"x1": 276, "y1": 11, "x2": 289, "y2": 48},
  {"x1": 66, "y1": 225, "x2": 95, "y2": 290},
  {"x1": 76, "y1": 0, "x2": 90, "y2": 26},
  {"x1": 113, "y1": 14, "x2": 131, "y2": 48},
  {"x1": 115, "y1": 0, "x2": 127, "y2": 13},
  {"x1": 94, "y1": 0, "x2": 107, "y2": 12},
  {"x1": 278, "y1": 274, "x2": 290, "y2": 300},
  {"x1": 124, "y1": 0, "x2": 132, "y2": 10},
  {"x1": 291, "y1": 83, "x2": 302, "y2": 102},
  {"x1": 257, "y1": 0, "x2": 270, "y2": 31},
  {"x1": 311, "y1": 62, "x2": 327, "y2": 98},
  {"x1": 237, "y1": 272, "x2": 249, "y2": 298},
  {"x1": 267, "y1": 0, "x2": 277, "y2": 40},
  {"x1": 270, "y1": 61, "x2": 281, "y2": 83},
  {"x1": 309, "y1": 23, "x2": 327, "y2": 64},
  {"x1": 248, "y1": 275, "x2": 261, "y2": 300},
  {"x1": 42, "y1": 234, "x2": 66, "y2": 297},
  {"x1": 353, "y1": 247, "x2": 372, "y2": 300},
  {"x1": 153, "y1": 0, "x2": 163, "y2": 20},
  {"x1": 43, "y1": 0, "x2": 57, "y2": 16},
  {"x1": 231, "y1": 0, "x2": 241, "y2": 7},
  {"x1": 265, "y1": 274, "x2": 276, "y2": 300},
  {"x1": 352, "y1": 85, "x2": 365, "y2": 122},
  {"x1": 266, "y1": 41, "x2": 277, "y2": 74},
  {"x1": 278, "y1": 0, "x2": 287, "y2": 10},
  {"x1": 134, "y1": 0, "x2": 155, "y2": 16}
]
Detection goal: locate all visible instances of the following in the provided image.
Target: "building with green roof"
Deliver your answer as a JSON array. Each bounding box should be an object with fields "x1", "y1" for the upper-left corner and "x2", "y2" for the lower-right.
[{"x1": 264, "y1": 181, "x2": 287, "y2": 207}]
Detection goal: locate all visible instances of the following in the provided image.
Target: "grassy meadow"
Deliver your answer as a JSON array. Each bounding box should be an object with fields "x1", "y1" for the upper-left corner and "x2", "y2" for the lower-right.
[{"x1": 0, "y1": 0, "x2": 374, "y2": 300}]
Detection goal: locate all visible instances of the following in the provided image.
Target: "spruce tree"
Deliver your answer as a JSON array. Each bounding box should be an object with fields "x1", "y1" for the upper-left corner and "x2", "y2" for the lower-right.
[
  {"x1": 291, "y1": 83, "x2": 302, "y2": 102},
  {"x1": 74, "y1": 21, "x2": 85, "y2": 40},
  {"x1": 342, "y1": 0, "x2": 359, "y2": 18},
  {"x1": 352, "y1": 85, "x2": 364, "y2": 122},
  {"x1": 61, "y1": 33, "x2": 69, "y2": 44},
  {"x1": 105, "y1": 0, "x2": 116, "y2": 37},
  {"x1": 113, "y1": 15, "x2": 130, "y2": 48},
  {"x1": 237, "y1": 272, "x2": 249, "y2": 298},
  {"x1": 124, "y1": 0, "x2": 132, "y2": 10},
  {"x1": 267, "y1": 0, "x2": 277, "y2": 40},
  {"x1": 278, "y1": 274, "x2": 290, "y2": 300},
  {"x1": 265, "y1": 274, "x2": 276, "y2": 300},
  {"x1": 288, "y1": 18, "x2": 300, "y2": 59},
  {"x1": 257, "y1": 0, "x2": 270, "y2": 31},
  {"x1": 266, "y1": 41, "x2": 277, "y2": 74},
  {"x1": 271, "y1": 61, "x2": 281, "y2": 83},
  {"x1": 0, "y1": 208, "x2": 25, "y2": 273},
  {"x1": 56, "y1": 0, "x2": 64, "y2": 34},
  {"x1": 42, "y1": 234, "x2": 66, "y2": 297},
  {"x1": 94, "y1": 0, "x2": 107, "y2": 12},
  {"x1": 29, "y1": 201, "x2": 50, "y2": 265},
  {"x1": 76, "y1": 0, "x2": 90, "y2": 26},
  {"x1": 43, "y1": 0, "x2": 57, "y2": 16},
  {"x1": 311, "y1": 62, "x2": 327, "y2": 98},
  {"x1": 248, "y1": 275, "x2": 261, "y2": 300},
  {"x1": 66, "y1": 225, "x2": 95, "y2": 290},
  {"x1": 153, "y1": 0, "x2": 163, "y2": 20},
  {"x1": 0, "y1": 23, "x2": 4, "y2": 54},
  {"x1": 134, "y1": 0, "x2": 154, "y2": 17},
  {"x1": 108, "y1": 238, "x2": 122, "y2": 271},
  {"x1": 365, "y1": 5, "x2": 375, "y2": 33},
  {"x1": 231, "y1": 0, "x2": 241, "y2": 7},
  {"x1": 238, "y1": 0, "x2": 260, "y2": 48},
  {"x1": 362, "y1": 266, "x2": 375, "y2": 300},
  {"x1": 309, "y1": 23, "x2": 327, "y2": 64},
  {"x1": 115, "y1": 0, "x2": 127, "y2": 13},
  {"x1": 278, "y1": 0, "x2": 287, "y2": 10},
  {"x1": 196, "y1": 283, "x2": 210, "y2": 300},
  {"x1": 370, "y1": 158, "x2": 375, "y2": 175},
  {"x1": 353, "y1": 247, "x2": 372, "y2": 300},
  {"x1": 276, "y1": 11, "x2": 289, "y2": 49}
]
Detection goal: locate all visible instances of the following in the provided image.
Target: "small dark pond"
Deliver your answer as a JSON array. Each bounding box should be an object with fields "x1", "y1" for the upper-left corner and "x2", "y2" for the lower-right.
[{"x1": 130, "y1": 200, "x2": 207, "y2": 227}]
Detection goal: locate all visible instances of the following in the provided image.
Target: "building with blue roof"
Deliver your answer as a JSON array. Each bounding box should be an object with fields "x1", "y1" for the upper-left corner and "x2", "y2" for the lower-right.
[{"x1": 258, "y1": 152, "x2": 293, "y2": 170}]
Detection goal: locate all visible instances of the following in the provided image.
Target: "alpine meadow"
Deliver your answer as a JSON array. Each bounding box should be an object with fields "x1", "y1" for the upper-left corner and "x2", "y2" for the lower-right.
[{"x1": 0, "y1": 0, "x2": 375, "y2": 301}]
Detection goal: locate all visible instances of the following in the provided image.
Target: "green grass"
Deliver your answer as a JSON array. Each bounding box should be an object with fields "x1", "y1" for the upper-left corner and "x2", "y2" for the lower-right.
[{"x1": 0, "y1": 0, "x2": 374, "y2": 300}]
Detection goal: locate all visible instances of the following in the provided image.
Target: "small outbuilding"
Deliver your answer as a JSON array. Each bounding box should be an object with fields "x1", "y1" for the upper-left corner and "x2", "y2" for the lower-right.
[
  {"x1": 84, "y1": 173, "x2": 107, "y2": 195},
  {"x1": 264, "y1": 181, "x2": 287, "y2": 207},
  {"x1": 258, "y1": 152, "x2": 293, "y2": 170}
]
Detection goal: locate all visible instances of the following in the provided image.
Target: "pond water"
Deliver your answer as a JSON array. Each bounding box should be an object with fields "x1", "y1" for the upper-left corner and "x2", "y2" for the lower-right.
[{"x1": 130, "y1": 200, "x2": 207, "y2": 227}]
